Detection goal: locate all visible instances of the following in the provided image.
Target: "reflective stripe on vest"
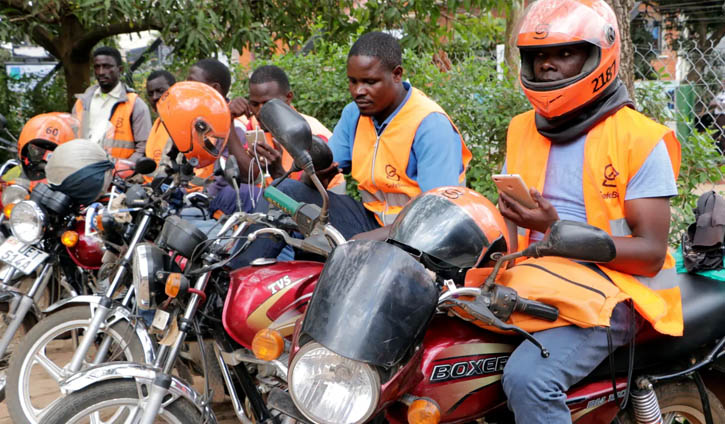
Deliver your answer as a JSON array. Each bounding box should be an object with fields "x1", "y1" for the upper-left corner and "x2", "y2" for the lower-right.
[
  {"x1": 351, "y1": 87, "x2": 472, "y2": 226},
  {"x1": 505, "y1": 106, "x2": 683, "y2": 336},
  {"x1": 74, "y1": 93, "x2": 137, "y2": 159}
]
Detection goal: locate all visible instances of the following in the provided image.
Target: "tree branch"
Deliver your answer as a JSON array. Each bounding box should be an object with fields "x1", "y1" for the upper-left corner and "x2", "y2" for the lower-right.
[{"x1": 75, "y1": 21, "x2": 160, "y2": 54}]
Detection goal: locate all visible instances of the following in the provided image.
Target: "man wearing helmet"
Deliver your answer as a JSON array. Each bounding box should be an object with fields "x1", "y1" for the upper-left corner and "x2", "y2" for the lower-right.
[
  {"x1": 144, "y1": 69, "x2": 176, "y2": 166},
  {"x1": 498, "y1": 1, "x2": 681, "y2": 422},
  {"x1": 72, "y1": 46, "x2": 152, "y2": 163}
]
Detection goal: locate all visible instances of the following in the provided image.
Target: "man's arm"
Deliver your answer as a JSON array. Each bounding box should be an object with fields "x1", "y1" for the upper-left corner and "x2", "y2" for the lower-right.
[
  {"x1": 328, "y1": 103, "x2": 359, "y2": 174},
  {"x1": 227, "y1": 98, "x2": 257, "y2": 183},
  {"x1": 411, "y1": 112, "x2": 464, "y2": 191},
  {"x1": 130, "y1": 97, "x2": 152, "y2": 162}
]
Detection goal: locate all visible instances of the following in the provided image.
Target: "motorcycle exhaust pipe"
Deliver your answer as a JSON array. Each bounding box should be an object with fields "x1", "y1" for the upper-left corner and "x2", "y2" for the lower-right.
[{"x1": 631, "y1": 379, "x2": 662, "y2": 424}]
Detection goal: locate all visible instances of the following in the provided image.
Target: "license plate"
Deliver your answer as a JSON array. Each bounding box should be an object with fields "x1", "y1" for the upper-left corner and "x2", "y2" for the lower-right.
[{"x1": 0, "y1": 237, "x2": 48, "y2": 274}]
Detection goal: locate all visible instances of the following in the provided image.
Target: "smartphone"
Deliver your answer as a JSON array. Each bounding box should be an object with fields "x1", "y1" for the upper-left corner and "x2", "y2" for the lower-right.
[
  {"x1": 245, "y1": 129, "x2": 265, "y2": 144},
  {"x1": 492, "y1": 174, "x2": 537, "y2": 209}
]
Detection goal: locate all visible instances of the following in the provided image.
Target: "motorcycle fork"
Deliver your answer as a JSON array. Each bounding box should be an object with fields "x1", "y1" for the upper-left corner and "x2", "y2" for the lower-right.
[
  {"x1": 66, "y1": 212, "x2": 151, "y2": 373},
  {"x1": 138, "y1": 270, "x2": 211, "y2": 424},
  {"x1": 0, "y1": 262, "x2": 51, "y2": 358}
]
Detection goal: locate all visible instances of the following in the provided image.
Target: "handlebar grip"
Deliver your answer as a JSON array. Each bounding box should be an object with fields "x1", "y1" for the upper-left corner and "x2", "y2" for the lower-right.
[
  {"x1": 264, "y1": 186, "x2": 302, "y2": 217},
  {"x1": 514, "y1": 297, "x2": 559, "y2": 322}
]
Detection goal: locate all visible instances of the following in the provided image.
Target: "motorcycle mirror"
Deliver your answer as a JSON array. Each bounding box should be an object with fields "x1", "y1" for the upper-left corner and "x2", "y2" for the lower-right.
[
  {"x1": 258, "y1": 99, "x2": 314, "y2": 173},
  {"x1": 134, "y1": 157, "x2": 157, "y2": 175},
  {"x1": 224, "y1": 155, "x2": 240, "y2": 185},
  {"x1": 522, "y1": 220, "x2": 616, "y2": 262},
  {"x1": 0, "y1": 114, "x2": 7, "y2": 130}
]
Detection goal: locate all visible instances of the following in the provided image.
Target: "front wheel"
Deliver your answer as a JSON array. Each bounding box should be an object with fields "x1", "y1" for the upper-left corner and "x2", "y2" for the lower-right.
[
  {"x1": 39, "y1": 378, "x2": 202, "y2": 424},
  {"x1": 617, "y1": 380, "x2": 725, "y2": 424},
  {"x1": 6, "y1": 305, "x2": 146, "y2": 424}
]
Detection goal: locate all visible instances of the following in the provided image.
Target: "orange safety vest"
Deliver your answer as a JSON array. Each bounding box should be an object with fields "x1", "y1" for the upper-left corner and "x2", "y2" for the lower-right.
[
  {"x1": 74, "y1": 93, "x2": 137, "y2": 160},
  {"x1": 246, "y1": 114, "x2": 344, "y2": 189},
  {"x1": 505, "y1": 106, "x2": 683, "y2": 336},
  {"x1": 351, "y1": 87, "x2": 472, "y2": 226}
]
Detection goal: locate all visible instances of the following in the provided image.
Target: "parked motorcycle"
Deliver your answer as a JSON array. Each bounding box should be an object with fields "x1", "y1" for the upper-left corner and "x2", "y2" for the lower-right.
[
  {"x1": 4, "y1": 158, "x2": 163, "y2": 423},
  {"x1": 37, "y1": 99, "x2": 348, "y2": 424}
]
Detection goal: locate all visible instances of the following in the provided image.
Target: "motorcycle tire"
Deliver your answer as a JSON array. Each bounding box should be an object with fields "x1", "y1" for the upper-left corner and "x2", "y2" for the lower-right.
[
  {"x1": 617, "y1": 380, "x2": 725, "y2": 424},
  {"x1": 6, "y1": 305, "x2": 145, "y2": 424},
  {"x1": 37, "y1": 378, "x2": 202, "y2": 424}
]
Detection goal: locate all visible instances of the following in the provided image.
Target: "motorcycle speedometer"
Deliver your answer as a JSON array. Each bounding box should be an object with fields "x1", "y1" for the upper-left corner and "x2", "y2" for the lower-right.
[
  {"x1": 9, "y1": 200, "x2": 46, "y2": 245},
  {"x1": 289, "y1": 342, "x2": 380, "y2": 424}
]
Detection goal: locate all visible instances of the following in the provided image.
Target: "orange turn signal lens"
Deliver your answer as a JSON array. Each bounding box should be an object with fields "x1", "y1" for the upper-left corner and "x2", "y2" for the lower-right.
[
  {"x1": 165, "y1": 273, "x2": 183, "y2": 298},
  {"x1": 407, "y1": 398, "x2": 441, "y2": 424},
  {"x1": 3, "y1": 203, "x2": 14, "y2": 219},
  {"x1": 94, "y1": 214, "x2": 104, "y2": 232},
  {"x1": 251, "y1": 328, "x2": 284, "y2": 361},
  {"x1": 61, "y1": 230, "x2": 79, "y2": 247}
]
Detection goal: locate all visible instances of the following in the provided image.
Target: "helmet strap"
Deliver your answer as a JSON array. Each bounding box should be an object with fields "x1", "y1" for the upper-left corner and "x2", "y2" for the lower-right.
[{"x1": 534, "y1": 78, "x2": 632, "y2": 144}]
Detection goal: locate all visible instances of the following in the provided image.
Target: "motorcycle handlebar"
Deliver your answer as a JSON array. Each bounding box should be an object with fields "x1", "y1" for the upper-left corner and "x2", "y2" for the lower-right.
[
  {"x1": 514, "y1": 297, "x2": 559, "y2": 322},
  {"x1": 264, "y1": 185, "x2": 301, "y2": 216}
]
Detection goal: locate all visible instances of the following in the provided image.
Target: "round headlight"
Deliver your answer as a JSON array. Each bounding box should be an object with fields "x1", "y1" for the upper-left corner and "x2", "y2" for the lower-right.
[
  {"x1": 9, "y1": 200, "x2": 45, "y2": 244},
  {"x1": 131, "y1": 243, "x2": 166, "y2": 310},
  {"x1": 289, "y1": 342, "x2": 380, "y2": 424},
  {"x1": 2, "y1": 184, "x2": 29, "y2": 207}
]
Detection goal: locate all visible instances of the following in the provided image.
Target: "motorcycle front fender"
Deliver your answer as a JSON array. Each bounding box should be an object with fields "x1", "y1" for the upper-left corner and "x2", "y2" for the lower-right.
[
  {"x1": 42, "y1": 295, "x2": 156, "y2": 364},
  {"x1": 59, "y1": 362, "x2": 216, "y2": 421}
]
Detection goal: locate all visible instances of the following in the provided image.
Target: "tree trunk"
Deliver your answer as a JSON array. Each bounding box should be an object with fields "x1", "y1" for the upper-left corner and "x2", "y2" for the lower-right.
[
  {"x1": 504, "y1": 0, "x2": 525, "y2": 79},
  {"x1": 606, "y1": 0, "x2": 635, "y2": 104},
  {"x1": 62, "y1": 55, "x2": 91, "y2": 112}
]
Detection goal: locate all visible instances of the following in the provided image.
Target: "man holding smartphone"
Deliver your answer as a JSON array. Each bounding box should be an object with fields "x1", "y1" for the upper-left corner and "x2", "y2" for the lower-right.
[{"x1": 498, "y1": 1, "x2": 682, "y2": 423}]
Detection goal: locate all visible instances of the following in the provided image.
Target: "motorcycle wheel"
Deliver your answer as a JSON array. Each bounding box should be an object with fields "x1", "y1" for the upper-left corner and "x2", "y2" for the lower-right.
[
  {"x1": 38, "y1": 378, "x2": 201, "y2": 424},
  {"x1": 617, "y1": 380, "x2": 725, "y2": 424},
  {"x1": 6, "y1": 305, "x2": 145, "y2": 424}
]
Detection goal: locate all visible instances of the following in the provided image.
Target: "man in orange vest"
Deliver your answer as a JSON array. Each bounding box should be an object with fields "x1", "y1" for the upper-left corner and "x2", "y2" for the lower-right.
[
  {"x1": 230, "y1": 31, "x2": 471, "y2": 267},
  {"x1": 497, "y1": 1, "x2": 682, "y2": 422},
  {"x1": 144, "y1": 69, "x2": 175, "y2": 165},
  {"x1": 72, "y1": 46, "x2": 152, "y2": 162},
  {"x1": 229, "y1": 65, "x2": 344, "y2": 191}
]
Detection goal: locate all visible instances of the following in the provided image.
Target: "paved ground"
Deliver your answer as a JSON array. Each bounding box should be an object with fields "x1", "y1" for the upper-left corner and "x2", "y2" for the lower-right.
[{"x1": 0, "y1": 339, "x2": 240, "y2": 423}]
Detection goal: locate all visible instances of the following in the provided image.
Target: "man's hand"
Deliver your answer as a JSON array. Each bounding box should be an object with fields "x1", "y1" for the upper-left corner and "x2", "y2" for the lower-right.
[
  {"x1": 229, "y1": 97, "x2": 252, "y2": 118},
  {"x1": 498, "y1": 188, "x2": 559, "y2": 234},
  {"x1": 249, "y1": 140, "x2": 285, "y2": 179}
]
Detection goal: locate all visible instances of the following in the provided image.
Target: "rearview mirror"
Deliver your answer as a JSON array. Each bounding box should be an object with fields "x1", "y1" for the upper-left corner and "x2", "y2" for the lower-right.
[
  {"x1": 224, "y1": 155, "x2": 240, "y2": 185},
  {"x1": 134, "y1": 157, "x2": 157, "y2": 175},
  {"x1": 522, "y1": 220, "x2": 616, "y2": 263},
  {"x1": 258, "y1": 99, "x2": 313, "y2": 172}
]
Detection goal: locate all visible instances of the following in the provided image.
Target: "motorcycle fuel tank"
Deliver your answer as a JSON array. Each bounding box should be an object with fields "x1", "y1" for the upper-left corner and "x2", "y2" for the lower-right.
[
  {"x1": 66, "y1": 219, "x2": 103, "y2": 269},
  {"x1": 406, "y1": 315, "x2": 518, "y2": 423},
  {"x1": 222, "y1": 260, "x2": 323, "y2": 348}
]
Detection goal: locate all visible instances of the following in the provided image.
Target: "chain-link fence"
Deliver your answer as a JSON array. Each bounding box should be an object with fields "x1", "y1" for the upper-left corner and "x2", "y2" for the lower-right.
[{"x1": 634, "y1": 39, "x2": 725, "y2": 149}]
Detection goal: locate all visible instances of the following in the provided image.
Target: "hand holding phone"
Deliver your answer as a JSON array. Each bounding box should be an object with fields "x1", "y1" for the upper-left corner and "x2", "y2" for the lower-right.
[{"x1": 493, "y1": 174, "x2": 537, "y2": 209}]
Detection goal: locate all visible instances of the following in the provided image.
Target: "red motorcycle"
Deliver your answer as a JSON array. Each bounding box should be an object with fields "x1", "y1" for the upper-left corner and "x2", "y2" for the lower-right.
[{"x1": 272, "y1": 218, "x2": 725, "y2": 424}]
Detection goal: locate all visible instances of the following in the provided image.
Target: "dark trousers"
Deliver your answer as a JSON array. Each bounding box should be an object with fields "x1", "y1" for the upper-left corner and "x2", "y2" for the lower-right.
[{"x1": 230, "y1": 179, "x2": 379, "y2": 268}]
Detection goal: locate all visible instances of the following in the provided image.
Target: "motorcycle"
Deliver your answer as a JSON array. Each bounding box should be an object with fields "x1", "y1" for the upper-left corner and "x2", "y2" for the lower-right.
[
  {"x1": 37, "y1": 99, "x2": 348, "y2": 424},
  {"x1": 4, "y1": 158, "x2": 164, "y2": 423},
  {"x1": 262, "y1": 217, "x2": 725, "y2": 424}
]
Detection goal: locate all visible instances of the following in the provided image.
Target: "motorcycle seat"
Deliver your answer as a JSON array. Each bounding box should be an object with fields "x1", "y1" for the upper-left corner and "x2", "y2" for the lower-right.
[{"x1": 587, "y1": 269, "x2": 725, "y2": 379}]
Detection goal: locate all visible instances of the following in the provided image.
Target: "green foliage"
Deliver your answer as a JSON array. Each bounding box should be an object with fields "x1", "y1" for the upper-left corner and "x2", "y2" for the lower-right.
[
  {"x1": 233, "y1": 40, "x2": 529, "y2": 201},
  {"x1": 635, "y1": 79, "x2": 673, "y2": 123},
  {"x1": 668, "y1": 126, "x2": 725, "y2": 244},
  {"x1": 446, "y1": 13, "x2": 506, "y2": 61}
]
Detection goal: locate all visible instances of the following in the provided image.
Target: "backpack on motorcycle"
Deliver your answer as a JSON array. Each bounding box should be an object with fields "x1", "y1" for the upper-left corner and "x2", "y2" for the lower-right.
[{"x1": 681, "y1": 190, "x2": 725, "y2": 273}]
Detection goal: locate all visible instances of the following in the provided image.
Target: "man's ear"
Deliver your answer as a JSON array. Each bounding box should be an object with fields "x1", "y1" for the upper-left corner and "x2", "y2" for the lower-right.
[
  {"x1": 392, "y1": 65, "x2": 403, "y2": 83},
  {"x1": 211, "y1": 82, "x2": 223, "y2": 95},
  {"x1": 286, "y1": 91, "x2": 294, "y2": 105}
]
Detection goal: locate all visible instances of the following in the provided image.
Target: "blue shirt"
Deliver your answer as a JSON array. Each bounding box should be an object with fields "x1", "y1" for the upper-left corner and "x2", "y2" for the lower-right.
[
  {"x1": 328, "y1": 82, "x2": 464, "y2": 193},
  {"x1": 503, "y1": 136, "x2": 677, "y2": 242}
]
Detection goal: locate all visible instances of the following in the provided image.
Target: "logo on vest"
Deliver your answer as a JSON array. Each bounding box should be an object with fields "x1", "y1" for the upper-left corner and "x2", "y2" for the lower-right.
[
  {"x1": 385, "y1": 164, "x2": 400, "y2": 182},
  {"x1": 602, "y1": 164, "x2": 618, "y2": 188}
]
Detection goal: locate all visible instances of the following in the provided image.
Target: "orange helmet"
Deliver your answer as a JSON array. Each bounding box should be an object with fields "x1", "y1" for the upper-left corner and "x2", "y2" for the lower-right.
[
  {"x1": 18, "y1": 112, "x2": 79, "y2": 180},
  {"x1": 388, "y1": 186, "x2": 509, "y2": 283},
  {"x1": 156, "y1": 81, "x2": 230, "y2": 168},
  {"x1": 517, "y1": 0, "x2": 619, "y2": 119}
]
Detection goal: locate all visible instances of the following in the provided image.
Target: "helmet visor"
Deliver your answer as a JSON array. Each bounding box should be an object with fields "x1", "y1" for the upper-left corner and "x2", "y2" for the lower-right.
[
  {"x1": 193, "y1": 119, "x2": 228, "y2": 158},
  {"x1": 517, "y1": 0, "x2": 617, "y2": 48}
]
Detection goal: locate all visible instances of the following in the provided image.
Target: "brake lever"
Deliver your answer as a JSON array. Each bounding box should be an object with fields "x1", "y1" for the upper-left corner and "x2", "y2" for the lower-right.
[{"x1": 440, "y1": 297, "x2": 550, "y2": 358}]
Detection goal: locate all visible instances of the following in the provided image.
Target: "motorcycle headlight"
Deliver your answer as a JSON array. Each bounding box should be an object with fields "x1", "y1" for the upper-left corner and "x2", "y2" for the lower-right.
[
  {"x1": 9, "y1": 200, "x2": 45, "y2": 245},
  {"x1": 131, "y1": 243, "x2": 167, "y2": 310},
  {"x1": 2, "y1": 184, "x2": 29, "y2": 207},
  {"x1": 289, "y1": 342, "x2": 380, "y2": 424}
]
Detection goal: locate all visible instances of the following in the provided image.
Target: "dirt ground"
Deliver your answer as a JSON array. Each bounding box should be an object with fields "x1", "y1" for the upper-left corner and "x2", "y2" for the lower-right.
[{"x1": 0, "y1": 339, "x2": 240, "y2": 423}]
